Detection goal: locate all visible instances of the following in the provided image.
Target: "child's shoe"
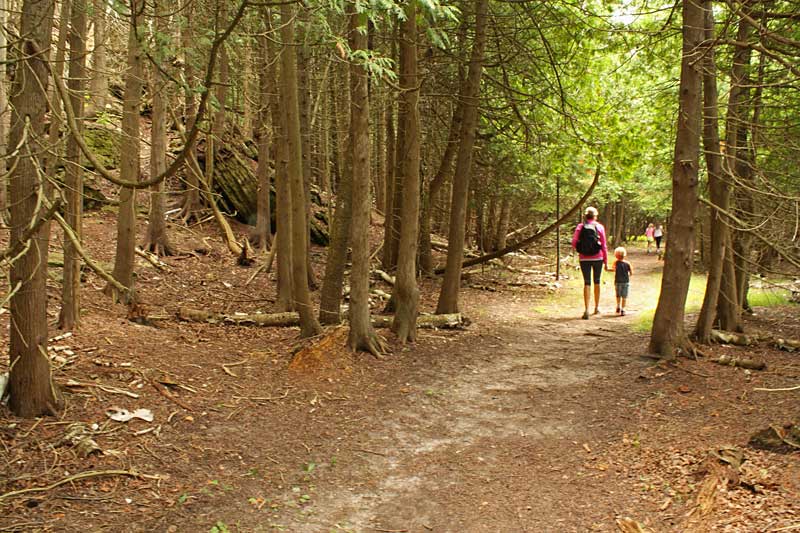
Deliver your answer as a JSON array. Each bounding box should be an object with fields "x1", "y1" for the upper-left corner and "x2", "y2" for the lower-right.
[
  {"x1": 621, "y1": 309, "x2": 626, "y2": 316},
  {"x1": 582, "y1": 311, "x2": 589, "y2": 320},
  {"x1": 616, "y1": 306, "x2": 621, "y2": 314}
]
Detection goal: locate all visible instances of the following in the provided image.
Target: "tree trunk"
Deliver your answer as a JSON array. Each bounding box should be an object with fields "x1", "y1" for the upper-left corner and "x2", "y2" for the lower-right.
[
  {"x1": 251, "y1": 29, "x2": 272, "y2": 250},
  {"x1": 266, "y1": 11, "x2": 293, "y2": 311},
  {"x1": 382, "y1": 26, "x2": 399, "y2": 272},
  {"x1": 241, "y1": 44, "x2": 254, "y2": 139},
  {"x1": 318, "y1": 61, "x2": 352, "y2": 325},
  {"x1": 296, "y1": 11, "x2": 317, "y2": 291},
  {"x1": 382, "y1": 88, "x2": 398, "y2": 271},
  {"x1": 613, "y1": 200, "x2": 625, "y2": 245},
  {"x1": 495, "y1": 196, "x2": 511, "y2": 250},
  {"x1": 280, "y1": 3, "x2": 321, "y2": 337},
  {"x1": 105, "y1": 0, "x2": 144, "y2": 304},
  {"x1": 58, "y1": 0, "x2": 88, "y2": 331},
  {"x1": 374, "y1": 97, "x2": 386, "y2": 214},
  {"x1": 88, "y1": 0, "x2": 109, "y2": 113},
  {"x1": 648, "y1": 0, "x2": 704, "y2": 359},
  {"x1": 330, "y1": 64, "x2": 345, "y2": 194},
  {"x1": 485, "y1": 194, "x2": 497, "y2": 251},
  {"x1": 179, "y1": 0, "x2": 202, "y2": 221},
  {"x1": 0, "y1": 0, "x2": 8, "y2": 219},
  {"x1": 45, "y1": 0, "x2": 71, "y2": 184},
  {"x1": 436, "y1": 0, "x2": 489, "y2": 315},
  {"x1": 391, "y1": 2, "x2": 422, "y2": 343},
  {"x1": 694, "y1": 2, "x2": 728, "y2": 344},
  {"x1": 347, "y1": 6, "x2": 384, "y2": 355},
  {"x1": 420, "y1": 102, "x2": 462, "y2": 274},
  {"x1": 717, "y1": 7, "x2": 755, "y2": 332},
  {"x1": 144, "y1": 1, "x2": 175, "y2": 257},
  {"x1": 7, "y1": 0, "x2": 59, "y2": 417}
]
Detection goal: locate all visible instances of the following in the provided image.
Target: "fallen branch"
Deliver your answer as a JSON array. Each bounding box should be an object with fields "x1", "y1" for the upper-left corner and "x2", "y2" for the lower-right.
[
  {"x1": 710, "y1": 329, "x2": 754, "y2": 346},
  {"x1": 436, "y1": 167, "x2": 600, "y2": 274},
  {"x1": 753, "y1": 385, "x2": 800, "y2": 392},
  {"x1": 64, "y1": 380, "x2": 140, "y2": 399},
  {"x1": 245, "y1": 237, "x2": 278, "y2": 287},
  {"x1": 373, "y1": 269, "x2": 395, "y2": 285},
  {"x1": 713, "y1": 354, "x2": 766, "y2": 370},
  {"x1": 177, "y1": 307, "x2": 464, "y2": 329},
  {"x1": 150, "y1": 379, "x2": 192, "y2": 411},
  {"x1": 52, "y1": 210, "x2": 130, "y2": 299},
  {"x1": 0, "y1": 470, "x2": 160, "y2": 503},
  {"x1": 135, "y1": 247, "x2": 168, "y2": 270}
]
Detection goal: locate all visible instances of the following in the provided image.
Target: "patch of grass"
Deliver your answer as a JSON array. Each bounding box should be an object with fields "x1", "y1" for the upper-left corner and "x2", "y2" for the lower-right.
[
  {"x1": 629, "y1": 273, "x2": 707, "y2": 333},
  {"x1": 629, "y1": 275, "x2": 792, "y2": 333},
  {"x1": 747, "y1": 288, "x2": 791, "y2": 307}
]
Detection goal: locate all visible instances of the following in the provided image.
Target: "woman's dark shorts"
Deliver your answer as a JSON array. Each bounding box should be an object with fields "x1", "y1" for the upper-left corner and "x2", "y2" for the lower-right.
[{"x1": 580, "y1": 260, "x2": 604, "y2": 286}]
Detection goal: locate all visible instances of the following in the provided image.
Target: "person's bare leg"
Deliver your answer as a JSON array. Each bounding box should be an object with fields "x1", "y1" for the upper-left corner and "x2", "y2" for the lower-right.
[
  {"x1": 616, "y1": 294, "x2": 621, "y2": 313},
  {"x1": 583, "y1": 286, "x2": 591, "y2": 314},
  {"x1": 593, "y1": 283, "x2": 601, "y2": 314}
]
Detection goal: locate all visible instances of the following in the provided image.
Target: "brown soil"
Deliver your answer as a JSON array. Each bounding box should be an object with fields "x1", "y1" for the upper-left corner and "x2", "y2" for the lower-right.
[{"x1": 1, "y1": 213, "x2": 798, "y2": 532}]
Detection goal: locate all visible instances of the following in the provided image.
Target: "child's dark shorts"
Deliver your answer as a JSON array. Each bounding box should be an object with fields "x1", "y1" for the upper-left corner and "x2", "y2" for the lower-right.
[{"x1": 615, "y1": 283, "x2": 630, "y2": 298}]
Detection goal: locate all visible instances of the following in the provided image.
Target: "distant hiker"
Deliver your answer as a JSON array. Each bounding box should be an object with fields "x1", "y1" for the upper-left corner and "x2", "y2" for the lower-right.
[
  {"x1": 645, "y1": 223, "x2": 655, "y2": 254},
  {"x1": 572, "y1": 206, "x2": 608, "y2": 320},
  {"x1": 654, "y1": 223, "x2": 664, "y2": 252},
  {"x1": 609, "y1": 246, "x2": 632, "y2": 316}
]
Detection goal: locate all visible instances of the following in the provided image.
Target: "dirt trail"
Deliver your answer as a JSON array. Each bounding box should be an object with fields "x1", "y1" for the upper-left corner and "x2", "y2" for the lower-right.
[{"x1": 278, "y1": 249, "x2": 665, "y2": 532}]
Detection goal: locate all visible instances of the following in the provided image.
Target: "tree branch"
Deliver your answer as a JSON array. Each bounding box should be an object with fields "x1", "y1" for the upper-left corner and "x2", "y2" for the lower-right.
[{"x1": 436, "y1": 167, "x2": 600, "y2": 273}]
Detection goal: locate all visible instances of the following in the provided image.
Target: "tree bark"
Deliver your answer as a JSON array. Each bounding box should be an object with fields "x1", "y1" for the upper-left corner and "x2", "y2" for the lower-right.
[
  {"x1": 420, "y1": 102, "x2": 462, "y2": 274},
  {"x1": 296, "y1": 9, "x2": 317, "y2": 291},
  {"x1": 436, "y1": 0, "x2": 489, "y2": 314},
  {"x1": 318, "y1": 62, "x2": 352, "y2": 324},
  {"x1": 347, "y1": 6, "x2": 384, "y2": 355},
  {"x1": 495, "y1": 196, "x2": 511, "y2": 250},
  {"x1": 251, "y1": 28, "x2": 272, "y2": 250},
  {"x1": 144, "y1": 0, "x2": 175, "y2": 257},
  {"x1": 178, "y1": 0, "x2": 202, "y2": 221},
  {"x1": 648, "y1": 0, "x2": 704, "y2": 359},
  {"x1": 45, "y1": 0, "x2": 71, "y2": 185},
  {"x1": 59, "y1": 0, "x2": 88, "y2": 330},
  {"x1": 7, "y1": 0, "x2": 59, "y2": 417},
  {"x1": 88, "y1": 0, "x2": 109, "y2": 114},
  {"x1": 0, "y1": 0, "x2": 8, "y2": 219},
  {"x1": 717, "y1": 7, "x2": 755, "y2": 332},
  {"x1": 280, "y1": 3, "x2": 321, "y2": 337},
  {"x1": 105, "y1": 0, "x2": 144, "y2": 304},
  {"x1": 694, "y1": 1, "x2": 728, "y2": 344},
  {"x1": 382, "y1": 27, "x2": 399, "y2": 272},
  {"x1": 266, "y1": 11, "x2": 293, "y2": 311},
  {"x1": 391, "y1": 2, "x2": 422, "y2": 343}
]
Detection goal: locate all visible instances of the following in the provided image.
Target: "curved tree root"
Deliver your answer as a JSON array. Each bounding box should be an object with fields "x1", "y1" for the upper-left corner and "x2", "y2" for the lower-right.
[{"x1": 348, "y1": 329, "x2": 387, "y2": 358}]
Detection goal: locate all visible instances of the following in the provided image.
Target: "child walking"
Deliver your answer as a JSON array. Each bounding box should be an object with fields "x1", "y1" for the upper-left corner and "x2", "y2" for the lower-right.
[{"x1": 610, "y1": 247, "x2": 633, "y2": 315}]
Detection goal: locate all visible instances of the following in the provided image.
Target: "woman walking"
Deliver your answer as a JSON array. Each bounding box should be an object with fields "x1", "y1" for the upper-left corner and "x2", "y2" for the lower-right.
[
  {"x1": 654, "y1": 223, "x2": 664, "y2": 252},
  {"x1": 645, "y1": 223, "x2": 655, "y2": 254},
  {"x1": 572, "y1": 206, "x2": 608, "y2": 319}
]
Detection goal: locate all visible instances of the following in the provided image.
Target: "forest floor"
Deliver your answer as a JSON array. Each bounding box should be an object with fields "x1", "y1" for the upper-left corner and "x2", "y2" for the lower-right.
[{"x1": 1, "y1": 210, "x2": 799, "y2": 532}]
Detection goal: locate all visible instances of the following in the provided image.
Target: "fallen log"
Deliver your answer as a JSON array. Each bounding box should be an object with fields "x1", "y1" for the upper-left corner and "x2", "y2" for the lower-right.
[
  {"x1": 177, "y1": 307, "x2": 463, "y2": 329},
  {"x1": 195, "y1": 144, "x2": 330, "y2": 245},
  {"x1": 177, "y1": 307, "x2": 299, "y2": 327},
  {"x1": 370, "y1": 313, "x2": 464, "y2": 329},
  {"x1": 713, "y1": 354, "x2": 766, "y2": 371},
  {"x1": 710, "y1": 329, "x2": 754, "y2": 346},
  {"x1": 774, "y1": 337, "x2": 800, "y2": 352},
  {"x1": 373, "y1": 269, "x2": 395, "y2": 285}
]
